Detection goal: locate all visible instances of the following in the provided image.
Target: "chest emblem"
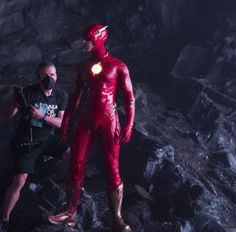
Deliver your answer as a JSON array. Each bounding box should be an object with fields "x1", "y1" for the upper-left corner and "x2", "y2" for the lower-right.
[{"x1": 91, "y1": 62, "x2": 102, "y2": 76}]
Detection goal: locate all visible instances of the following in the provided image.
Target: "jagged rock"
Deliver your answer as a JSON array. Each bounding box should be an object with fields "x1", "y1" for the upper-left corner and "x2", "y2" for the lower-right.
[
  {"x1": 57, "y1": 49, "x2": 84, "y2": 65},
  {"x1": 206, "y1": 61, "x2": 236, "y2": 92},
  {"x1": 0, "y1": 0, "x2": 29, "y2": 16},
  {"x1": 140, "y1": 147, "x2": 205, "y2": 220},
  {"x1": 133, "y1": 82, "x2": 193, "y2": 142},
  {"x1": 144, "y1": 144, "x2": 175, "y2": 182},
  {"x1": 13, "y1": 46, "x2": 42, "y2": 65},
  {"x1": 191, "y1": 215, "x2": 227, "y2": 232},
  {"x1": 0, "y1": 12, "x2": 25, "y2": 35},
  {"x1": 188, "y1": 92, "x2": 220, "y2": 131},
  {"x1": 172, "y1": 45, "x2": 209, "y2": 78},
  {"x1": 0, "y1": 46, "x2": 11, "y2": 68},
  {"x1": 224, "y1": 78, "x2": 236, "y2": 98}
]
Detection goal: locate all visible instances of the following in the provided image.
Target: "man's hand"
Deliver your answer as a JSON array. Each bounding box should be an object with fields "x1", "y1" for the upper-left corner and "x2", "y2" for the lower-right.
[
  {"x1": 119, "y1": 126, "x2": 133, "y2": 145},
  {"x1": 29, "y1": 104, "x2": 44, "y2": 120}
]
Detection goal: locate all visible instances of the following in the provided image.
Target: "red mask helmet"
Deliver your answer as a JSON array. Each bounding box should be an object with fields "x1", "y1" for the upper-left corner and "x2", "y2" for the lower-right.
[{"x1": 82, "y1": 24, "x2": 108, "y2": 47}]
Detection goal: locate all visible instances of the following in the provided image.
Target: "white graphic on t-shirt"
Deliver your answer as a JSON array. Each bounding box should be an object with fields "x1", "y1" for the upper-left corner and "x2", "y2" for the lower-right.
[{"x1": 30, "y1": 103, "x2": 58, "y2": 128}]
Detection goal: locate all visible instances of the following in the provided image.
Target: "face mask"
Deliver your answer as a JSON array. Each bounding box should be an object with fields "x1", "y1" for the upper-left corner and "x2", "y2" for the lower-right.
[{"x1": 41, "y1": 76, "x2": 56, "y2": 90}]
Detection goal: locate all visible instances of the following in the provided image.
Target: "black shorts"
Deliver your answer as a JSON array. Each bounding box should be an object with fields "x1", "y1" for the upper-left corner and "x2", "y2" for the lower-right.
[{"x1": 14, "y1": 135, "x2": 69, "y2": 174}]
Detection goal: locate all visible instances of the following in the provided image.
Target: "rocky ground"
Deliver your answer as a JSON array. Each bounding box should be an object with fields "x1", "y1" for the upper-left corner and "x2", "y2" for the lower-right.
[{"x1": 0, "y1": 80, "x2": 235, "y2": 232}]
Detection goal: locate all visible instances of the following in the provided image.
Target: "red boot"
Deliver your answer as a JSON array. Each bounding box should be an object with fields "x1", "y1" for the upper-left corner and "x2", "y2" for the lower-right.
[
  {"x1": 48, "y1": 182, "x2": 82, "y2": 227},
  {"x1": 110, "y1": 183, "x2": 132, "y2": 232},
  {"x1": 48, "y1": 210, "x2": 77, "y2": 227}
]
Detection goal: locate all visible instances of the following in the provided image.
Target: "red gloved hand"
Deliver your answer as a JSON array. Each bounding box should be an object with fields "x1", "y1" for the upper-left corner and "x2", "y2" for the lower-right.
[{"x1": 119, "y1": 126, "x2": 133, "y2": 145}]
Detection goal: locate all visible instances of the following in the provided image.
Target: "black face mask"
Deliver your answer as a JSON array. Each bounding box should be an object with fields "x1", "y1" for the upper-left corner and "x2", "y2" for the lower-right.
[{"x1": 41, "y1": 76, "x2": 56, "y2": 90}]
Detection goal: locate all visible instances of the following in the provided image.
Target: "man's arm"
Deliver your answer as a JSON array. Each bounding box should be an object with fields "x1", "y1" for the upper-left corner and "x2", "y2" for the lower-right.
[
  {"x1": 44, "y1": 110, "x2": 64, "y2": 128},
  {"x1": 29, "y1": 105, "x2": 64, "y2": 129},
  {"x1": 118, "y1": 63, "x2": 135, "y2": 144}
]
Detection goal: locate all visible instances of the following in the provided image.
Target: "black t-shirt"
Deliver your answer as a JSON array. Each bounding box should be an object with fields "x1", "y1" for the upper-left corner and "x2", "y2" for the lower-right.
[{"x1": 16, "y1": 84, "x2": 68, "y2": 140}]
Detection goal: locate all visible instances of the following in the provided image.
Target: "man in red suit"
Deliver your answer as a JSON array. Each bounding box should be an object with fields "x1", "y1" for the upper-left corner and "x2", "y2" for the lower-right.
[{"x1": 48, "y1": 24, "x2": 135, "y2": 232}]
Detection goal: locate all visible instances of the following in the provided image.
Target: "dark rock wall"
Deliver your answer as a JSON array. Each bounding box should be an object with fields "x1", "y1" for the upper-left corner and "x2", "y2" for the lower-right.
[{"x1": 0, "y1": 0, "x2": 224, "y2": 86}]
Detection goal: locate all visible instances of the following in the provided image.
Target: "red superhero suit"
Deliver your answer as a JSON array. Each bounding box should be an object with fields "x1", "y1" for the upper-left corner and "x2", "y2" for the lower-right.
[{"x1": 48, "y1": 24, "x2": 135, "y2": 232}]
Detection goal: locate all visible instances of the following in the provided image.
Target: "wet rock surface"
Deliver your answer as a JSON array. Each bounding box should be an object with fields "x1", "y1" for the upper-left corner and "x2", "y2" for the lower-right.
[{"x1": 0, "y1": 0, "x2": 236, "y2": 232}]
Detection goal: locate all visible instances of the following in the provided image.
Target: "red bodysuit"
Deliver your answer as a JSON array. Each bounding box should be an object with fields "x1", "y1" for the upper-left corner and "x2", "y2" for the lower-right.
[
  {"x1": 66, "y1": 53, "x2": 134, "y2": 192},
  {"x1": 48, "y1": 24, "x2": 135, "y2": 231}
]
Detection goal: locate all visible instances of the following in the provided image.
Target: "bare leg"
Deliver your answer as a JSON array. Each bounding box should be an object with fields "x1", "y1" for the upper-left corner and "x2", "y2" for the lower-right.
[{"x1": 1, "y1": 174, "x2": 28, "y2": 220}]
